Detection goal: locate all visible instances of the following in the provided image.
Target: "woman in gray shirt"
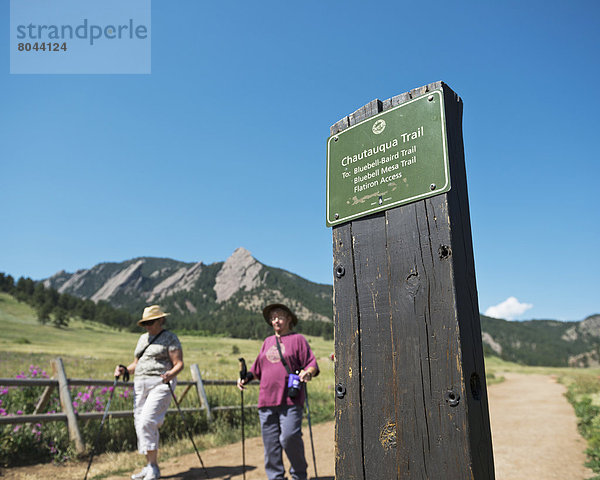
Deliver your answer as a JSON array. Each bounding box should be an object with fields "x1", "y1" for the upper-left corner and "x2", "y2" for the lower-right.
[{"x1": 115, "y1": 305, "x2": 183, "y2": 480}]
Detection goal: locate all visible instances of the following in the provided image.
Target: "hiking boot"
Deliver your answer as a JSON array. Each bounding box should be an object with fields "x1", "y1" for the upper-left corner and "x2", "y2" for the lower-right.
[
  {"x1": 131, "y1": 465, "x2": 150, "y2": 480},
  {"x1": 143, "y1": 464, "x2": 160, "y2": 480}
]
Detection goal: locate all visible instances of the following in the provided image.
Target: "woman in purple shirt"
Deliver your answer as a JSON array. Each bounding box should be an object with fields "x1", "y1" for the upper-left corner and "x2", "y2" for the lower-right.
[{"x1": 237, "y1": 303, "x2": 319, "y2": 480}]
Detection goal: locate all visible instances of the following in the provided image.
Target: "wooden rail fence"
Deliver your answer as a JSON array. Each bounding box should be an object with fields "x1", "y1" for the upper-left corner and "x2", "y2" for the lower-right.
[{"x1": 0, "y1": 357, "x2": 256, "y2": 454}]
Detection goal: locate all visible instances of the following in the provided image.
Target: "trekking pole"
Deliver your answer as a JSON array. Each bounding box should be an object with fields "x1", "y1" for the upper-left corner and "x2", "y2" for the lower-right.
[
  {"x1": 166, "y1": 379, "x2": 209, "y2": 479},
  {"x1": 238, "y1": 358, "x2": 247, "y2": 480},
  {"x1": 83, "y1": 365, "x2": 128, "y2": 480},
  {"x1": 304, "y1": 383, "x2": 318, "y2": 479}
]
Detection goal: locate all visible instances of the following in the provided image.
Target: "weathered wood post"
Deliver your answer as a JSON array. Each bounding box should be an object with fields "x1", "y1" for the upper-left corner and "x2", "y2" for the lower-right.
[
  {"x1": 190, "y1": 363, "x2": 212, "y2": 421},
  {"x1": 33, "y1": 384, "x2": 56, "y2": 415},
  {"x1": 52, "y1": 357, "x2": 85, "y2": 454},
  {"x1": 328, "y1": 82, "x2": 495, "y2": 479}
]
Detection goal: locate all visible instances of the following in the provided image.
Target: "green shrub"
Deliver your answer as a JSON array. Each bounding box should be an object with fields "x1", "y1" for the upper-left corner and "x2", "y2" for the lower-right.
[
  {"x1": 566, "y1": 377, "x2": 600, "y2": 478},
  {"x1": 0, "y1": 366, "x2": 176, "y2": 466},
  {"x1": 0, "y1": 365, "x2": 264, "y2": 467},
  {"x1": 0, "y1": 365, "x2": 72, "y2": 466}
]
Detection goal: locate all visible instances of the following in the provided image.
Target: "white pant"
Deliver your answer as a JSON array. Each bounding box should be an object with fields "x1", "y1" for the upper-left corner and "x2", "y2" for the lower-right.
[{"x1": 133, "y1": 376, "x2": 174, "y2": 454}]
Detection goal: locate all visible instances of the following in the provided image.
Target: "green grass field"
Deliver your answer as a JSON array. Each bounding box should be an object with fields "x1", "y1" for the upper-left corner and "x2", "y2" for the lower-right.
[{"x1": 0, "y1": 292, "x2": 335, "y2": 382}]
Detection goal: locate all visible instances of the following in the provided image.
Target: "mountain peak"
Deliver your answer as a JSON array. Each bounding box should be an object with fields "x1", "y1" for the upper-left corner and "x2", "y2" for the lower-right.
[{"x1": 214, "y1": 247, "x2": 263, "y2": 303}]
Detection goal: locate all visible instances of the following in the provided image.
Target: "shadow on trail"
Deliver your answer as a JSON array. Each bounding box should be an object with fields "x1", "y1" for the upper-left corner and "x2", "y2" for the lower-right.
[
  {"x1": 160, "y1": 465, "x2": 333, "y2": 480},
  {"x1": 161, "y1": 464, "x2": 256, "y2": 479}
]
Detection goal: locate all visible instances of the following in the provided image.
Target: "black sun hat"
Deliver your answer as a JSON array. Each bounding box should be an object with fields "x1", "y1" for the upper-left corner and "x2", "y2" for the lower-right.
[{"x1": 262, "y1": 303, "x2": 298, "y2": 327}]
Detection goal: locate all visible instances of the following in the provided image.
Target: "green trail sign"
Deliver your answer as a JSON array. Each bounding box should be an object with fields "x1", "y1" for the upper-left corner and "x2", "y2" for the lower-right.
[{"x1": 326, "y1": 89, "x2": 450, "y2": 226}]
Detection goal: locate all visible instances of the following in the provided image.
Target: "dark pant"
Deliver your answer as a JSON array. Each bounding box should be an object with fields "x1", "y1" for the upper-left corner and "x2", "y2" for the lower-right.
[{"x1": 258, "y1": 405, "x2": 307, "y2": 480}]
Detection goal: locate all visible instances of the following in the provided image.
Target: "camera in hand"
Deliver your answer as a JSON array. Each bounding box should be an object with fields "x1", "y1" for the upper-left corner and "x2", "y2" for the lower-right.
[{"x1": 287, "y1": 373, "x2": 301, "y2": 398}]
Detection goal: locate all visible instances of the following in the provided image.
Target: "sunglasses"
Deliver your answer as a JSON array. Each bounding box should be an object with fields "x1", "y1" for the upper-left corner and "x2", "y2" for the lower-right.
[{"x1": 140, "y1": 318, "x2": 158, "y2": 326}]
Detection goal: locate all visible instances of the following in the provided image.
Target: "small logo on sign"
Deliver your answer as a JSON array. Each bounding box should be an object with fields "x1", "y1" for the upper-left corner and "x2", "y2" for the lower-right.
[{"x1": 372, "y1": 119, "x2": 386, "y2": 134}]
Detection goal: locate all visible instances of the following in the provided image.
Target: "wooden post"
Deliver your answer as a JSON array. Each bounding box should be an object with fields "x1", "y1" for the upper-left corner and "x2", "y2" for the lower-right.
[
  {"x1": 177, "y1": 384, "x2": 194, "y2": 404},
  {"x1": 190, "y1": 363, "x2": 212, "y2": 422},
  {"x1": 332, "y1": 82, "x2": 495, "y2": 479},
  {"x1": 33, "y1": 385, "x2": 55, "y2": 414},
  {"x1": 52, "y1": 358, "x2": 85, "y2": 454}
]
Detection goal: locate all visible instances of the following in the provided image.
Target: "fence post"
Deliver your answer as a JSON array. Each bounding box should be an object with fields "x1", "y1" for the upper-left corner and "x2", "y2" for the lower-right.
[
  {"x1": 33, "y1": 385, "x2": 55, "y2": 415},
  {"x1": 329, "y1": 82, "x2": 495, "y2": 479},
  {"x1": 52, "y1": 358, "x2": 85, "y2": 454},
  {"x1": 190, "y1": 363, "x2": 212, "y2": 422}
]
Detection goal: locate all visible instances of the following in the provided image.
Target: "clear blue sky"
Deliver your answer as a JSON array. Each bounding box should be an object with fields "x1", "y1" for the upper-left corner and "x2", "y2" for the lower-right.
[{"x1": 1, "y1": 0, "x2": 598, "y2": 321}]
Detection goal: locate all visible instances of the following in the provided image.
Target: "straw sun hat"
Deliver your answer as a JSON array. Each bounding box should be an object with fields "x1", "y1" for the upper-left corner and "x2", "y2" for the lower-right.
[
  {"x1": 262, "y1": 303, "x2": 298, "y2": 327},
  {"x1": 137, "y1": 305, "x2": 170, "y2": 326}
]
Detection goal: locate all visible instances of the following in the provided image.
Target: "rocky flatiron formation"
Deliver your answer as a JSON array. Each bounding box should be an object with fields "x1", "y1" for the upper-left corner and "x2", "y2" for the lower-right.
[
  {"x1": 563, "y1": 314, "x2": 600, "y2": 341},
  {"x1": 148, "y1": 262, "x2": 204, "y2": 302},
  {"x1": 44, "y1": 257, "x2": 201, "y2": 307},
  {"x1": 214, "y1": 247, "x2": 264, "y2": 303},
  {"x1": 481, "y1": 332, "x2": 502, "y2": 355},
  {"x1": 563, "y1": 314, "x2": 600, "y2": 367}
]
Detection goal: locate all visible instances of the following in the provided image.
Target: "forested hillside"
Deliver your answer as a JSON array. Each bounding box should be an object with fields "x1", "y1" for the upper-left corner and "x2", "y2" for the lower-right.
[
  {"x1": 0, "y1": 272, "x2": 135, "y2": 329},
  {"x1": 481, "y1": 314, "x2": 600, "y2": 367}
]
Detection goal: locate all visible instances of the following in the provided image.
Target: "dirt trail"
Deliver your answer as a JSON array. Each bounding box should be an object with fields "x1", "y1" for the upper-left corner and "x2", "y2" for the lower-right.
[
  {"x1": 1, "y1": 373, "x2": 592, "y2": 479},
  {"x1": 488, "y1": 373, "x2": 592, "y2": 480}
]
